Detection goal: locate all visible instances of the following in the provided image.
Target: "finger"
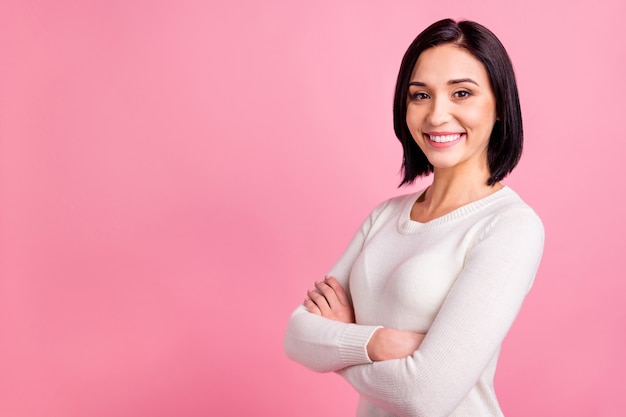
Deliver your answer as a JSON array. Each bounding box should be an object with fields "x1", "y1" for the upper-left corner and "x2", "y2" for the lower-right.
[
  {"x1": 324, "y1": 276, "x2": 351, "y2": 306},
  {"x1": 303, "y1": 298, "x2": 321, "y2": 315},
  {"x1": 307, "y1": 289, "x2": 332, "y2": 315},
  {"x1": 314, "y1": 281, "x2": 340, "y2": 310}
]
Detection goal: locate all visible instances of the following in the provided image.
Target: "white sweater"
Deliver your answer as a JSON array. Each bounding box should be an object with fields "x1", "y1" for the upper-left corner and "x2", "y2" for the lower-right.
[{"x1": 284, "y1": 187, "x2": 545, "y2": 417}]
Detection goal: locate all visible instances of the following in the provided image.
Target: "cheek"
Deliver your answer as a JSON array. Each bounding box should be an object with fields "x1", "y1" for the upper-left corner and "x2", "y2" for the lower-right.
[
  {"x1": 405, "y1": 106, "x2": 424, "y2": 131},
  {"x1": 406, "y1": 119, "x2": 424, "y2": 144},
  {"x1": 467, "y1": 102, "x2": 497, "y2": 129}
]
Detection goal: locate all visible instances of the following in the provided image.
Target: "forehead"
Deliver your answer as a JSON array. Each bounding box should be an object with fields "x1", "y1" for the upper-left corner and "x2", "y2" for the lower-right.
[{"x1": 410, "y1": 44, "x2": 489, "y2": 83}]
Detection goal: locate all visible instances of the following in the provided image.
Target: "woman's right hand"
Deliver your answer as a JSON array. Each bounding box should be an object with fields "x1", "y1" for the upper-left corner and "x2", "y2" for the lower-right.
[
  {"x1": 366, "y1": 328, "x2": 425, "y2": 361},
  {"x1": 303, "y1": 276, "x2": 355, "y2": 324}
]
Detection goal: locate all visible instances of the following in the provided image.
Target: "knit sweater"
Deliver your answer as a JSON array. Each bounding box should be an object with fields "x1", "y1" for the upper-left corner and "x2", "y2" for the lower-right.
[{"x1": 284, "y1": 186, "x2": 545, "y2": 417}]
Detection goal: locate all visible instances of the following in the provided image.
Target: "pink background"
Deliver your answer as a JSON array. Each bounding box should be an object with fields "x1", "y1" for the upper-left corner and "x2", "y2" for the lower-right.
[{"x1": 1, "y1": 0, "x2": 625, "y2": 416}]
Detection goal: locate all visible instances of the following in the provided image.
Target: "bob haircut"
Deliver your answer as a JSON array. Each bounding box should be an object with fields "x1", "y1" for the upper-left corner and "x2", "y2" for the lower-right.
[{"x1": 393, "y1": 19, "x2": 523, "y2": 186}]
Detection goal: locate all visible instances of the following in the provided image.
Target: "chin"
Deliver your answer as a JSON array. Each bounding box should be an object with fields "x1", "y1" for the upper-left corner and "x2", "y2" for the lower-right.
[{"x1": 427, "y1": 158, "x2": 461, "y2": 170}]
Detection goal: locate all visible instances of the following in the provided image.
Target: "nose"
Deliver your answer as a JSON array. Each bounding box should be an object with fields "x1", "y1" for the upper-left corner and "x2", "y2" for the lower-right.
[{"x1": 426, "y1": 96, "x2": 452, "y2": 126}]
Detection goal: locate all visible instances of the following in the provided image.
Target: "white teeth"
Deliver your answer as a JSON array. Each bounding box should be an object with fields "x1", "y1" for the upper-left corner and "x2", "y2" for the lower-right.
[{"x1": 428, "y1": 134, "x2": 462, "y2": 143}]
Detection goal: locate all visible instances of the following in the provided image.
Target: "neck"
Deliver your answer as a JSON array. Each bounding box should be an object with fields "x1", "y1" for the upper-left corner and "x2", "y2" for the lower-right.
[{"x1": 412, "y1": 165, "x2": 502, "y2": 222}]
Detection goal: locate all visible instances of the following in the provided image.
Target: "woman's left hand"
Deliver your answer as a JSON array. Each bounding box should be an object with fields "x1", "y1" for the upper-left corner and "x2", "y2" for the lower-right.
[{"x1": 304, "y1": 276, "x2": 355, "y2": 324}]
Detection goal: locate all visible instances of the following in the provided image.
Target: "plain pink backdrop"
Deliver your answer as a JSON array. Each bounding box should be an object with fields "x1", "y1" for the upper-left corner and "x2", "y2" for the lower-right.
[{"x1": 1, "y1": 0, "x2": 625, "y2": 416}]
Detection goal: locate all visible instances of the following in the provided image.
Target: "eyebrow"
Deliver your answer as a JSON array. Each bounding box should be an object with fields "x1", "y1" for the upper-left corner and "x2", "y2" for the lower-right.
[{"x1": 408, "y1": 78, "x2": 480, "y2": 87}]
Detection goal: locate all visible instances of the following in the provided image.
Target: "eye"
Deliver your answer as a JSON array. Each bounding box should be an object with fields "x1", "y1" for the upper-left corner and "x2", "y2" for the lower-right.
[
  {"x1": 409, "y1": 91, "x2": 430, "y2": 101},
  {"x1": 453, "y1": 90, "x2": 472, "y2": 99}
]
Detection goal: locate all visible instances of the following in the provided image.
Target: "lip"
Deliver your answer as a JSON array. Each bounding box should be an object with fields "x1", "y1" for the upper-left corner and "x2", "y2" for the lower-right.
[{"x1": 424, "y1": 132, "x2": 465, "y2": 148}]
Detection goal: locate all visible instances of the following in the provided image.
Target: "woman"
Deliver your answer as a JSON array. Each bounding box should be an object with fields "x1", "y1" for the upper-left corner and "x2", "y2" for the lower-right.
[{"x1": 284, "y1": 19, "x2": 544, "y2": 417}]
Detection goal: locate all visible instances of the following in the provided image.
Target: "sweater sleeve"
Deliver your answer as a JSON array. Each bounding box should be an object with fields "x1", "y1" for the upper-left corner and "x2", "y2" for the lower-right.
[
  {"x1": 283, "y1": 202, "x2": 390, "y2": 373},
  {"x1": 337, "y1": 208, "x2": 545, "y2": 417}
]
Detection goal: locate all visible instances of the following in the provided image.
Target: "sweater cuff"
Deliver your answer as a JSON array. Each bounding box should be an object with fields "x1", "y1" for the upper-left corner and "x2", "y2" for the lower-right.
[{"x1": 339, "y1": 324, "x2": 383, "y2": 366}]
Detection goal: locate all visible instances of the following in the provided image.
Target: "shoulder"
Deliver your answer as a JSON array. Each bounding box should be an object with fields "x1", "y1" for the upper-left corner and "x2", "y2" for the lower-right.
[
  {"x1": 367, "y1": 189, "x2": 423, "y2": 223},
  {"x1": 477, "y1": 187, "x2": 544, "y2": 246},
  {"x1": 352, "y1": 190, "x2": 423, "y2": 239},
  {"x1": 492, "y1": 187, "x2": 543, "y2": 227}
]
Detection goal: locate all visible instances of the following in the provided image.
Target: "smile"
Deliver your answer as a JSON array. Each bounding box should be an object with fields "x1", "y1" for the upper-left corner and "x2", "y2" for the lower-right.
[
  {"x1": 426, "y1": 133, "x2": 463, "y2": 143},
  {"x1": 424, "y1": 132, "x2": 465, "y2": 148}
]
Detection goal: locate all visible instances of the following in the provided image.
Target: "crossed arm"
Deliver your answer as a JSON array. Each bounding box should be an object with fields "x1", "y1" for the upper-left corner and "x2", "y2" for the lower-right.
[{"x1": 304, "y1": 276, "x2": 425, "y2": 362}]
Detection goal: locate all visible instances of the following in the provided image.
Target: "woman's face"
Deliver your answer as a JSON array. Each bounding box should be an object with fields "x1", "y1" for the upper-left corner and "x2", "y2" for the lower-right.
[{"x1": 406, "y1": 43, "x2": 497, "y2": 175}]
